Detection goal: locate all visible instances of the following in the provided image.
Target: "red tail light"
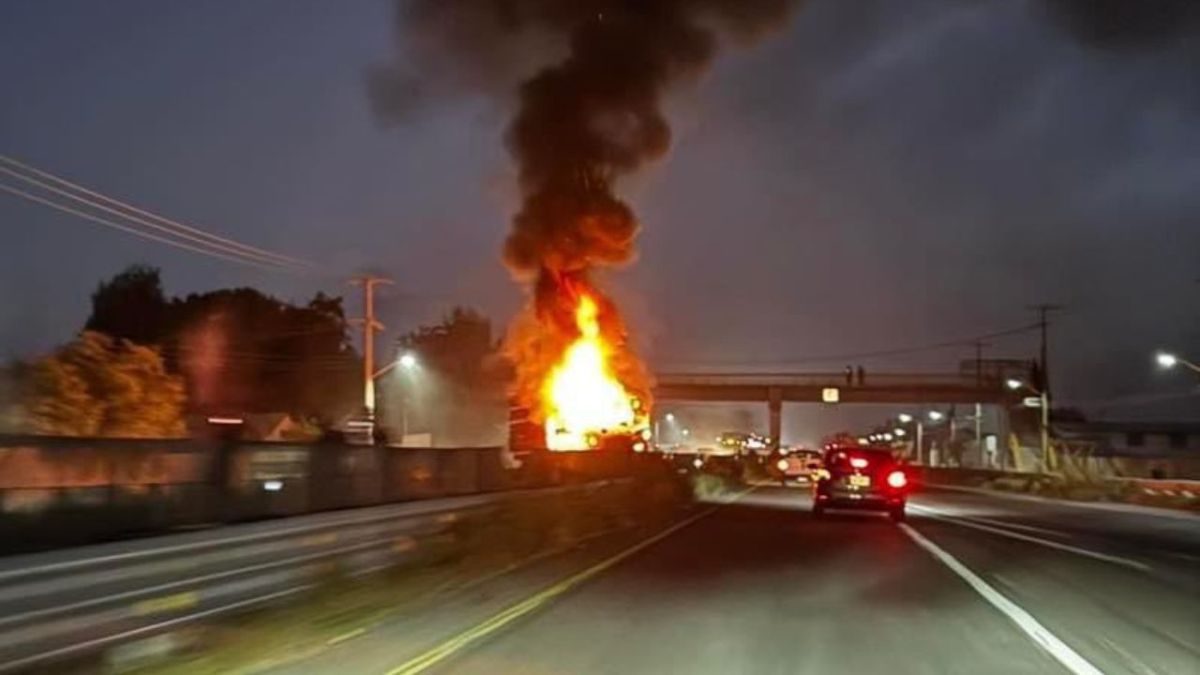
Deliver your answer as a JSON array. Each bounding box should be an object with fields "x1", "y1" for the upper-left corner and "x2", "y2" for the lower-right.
[
  {"x1": 886, "y1": 470, "x2": 908, "y2": 489},
  {"x1": 850, "y1": 457, "x2": 869, "y2": 469}
]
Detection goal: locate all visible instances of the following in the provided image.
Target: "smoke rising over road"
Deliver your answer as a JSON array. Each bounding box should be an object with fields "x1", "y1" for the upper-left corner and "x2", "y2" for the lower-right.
[
  {"x1": 370, "y1": 0, "x2": 801, "y2": 417},
  {"x1": 372, "y1": 0, "x2": 801, "y2": 279}
]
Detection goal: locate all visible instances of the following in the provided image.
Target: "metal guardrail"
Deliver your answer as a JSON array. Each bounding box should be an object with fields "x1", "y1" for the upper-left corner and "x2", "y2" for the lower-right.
[
  {"x1": 1106, "y1": 477, "x2": 1200, "y2": 499},
  {"x1": 0, "y1": 482, "x2": 617, "y2": 673},
  {"x1": 920, "y1": 467, "x2": 1200, "y2": 499},
  {"x1": 0, "y1": 440, "x2": 645, "y2": 553}
]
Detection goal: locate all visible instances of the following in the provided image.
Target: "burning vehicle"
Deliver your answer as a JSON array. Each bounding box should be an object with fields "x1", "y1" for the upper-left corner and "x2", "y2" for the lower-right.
[{"x1": 507, "y1": 277, "x2": 652, "y2": 454}]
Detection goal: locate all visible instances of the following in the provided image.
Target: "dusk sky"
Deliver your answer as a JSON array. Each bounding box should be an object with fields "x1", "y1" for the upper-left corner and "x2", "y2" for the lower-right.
[{"x1": 2, "y1": 0, "x2": 1197, "y2": 425}]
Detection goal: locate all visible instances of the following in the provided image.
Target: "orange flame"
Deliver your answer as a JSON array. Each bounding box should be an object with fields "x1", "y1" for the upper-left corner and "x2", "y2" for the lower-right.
[{"x1": 542, "y1": 293, "x2": 644, "y2": 451}]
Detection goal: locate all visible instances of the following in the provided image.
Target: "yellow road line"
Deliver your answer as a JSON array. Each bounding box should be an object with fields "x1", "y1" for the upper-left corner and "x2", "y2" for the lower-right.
[
  {"x1": 327, "y1": 626, "x2": 368, "y2": 646},
  {"x1": 384, "y1": 487, "x2": 754, "y2": 675}
]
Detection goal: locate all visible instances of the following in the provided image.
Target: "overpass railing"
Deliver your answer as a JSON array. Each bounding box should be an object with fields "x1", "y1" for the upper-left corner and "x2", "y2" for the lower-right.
[{"x1": 654, "y1": 372, "x2": 1004, "y2": 388}]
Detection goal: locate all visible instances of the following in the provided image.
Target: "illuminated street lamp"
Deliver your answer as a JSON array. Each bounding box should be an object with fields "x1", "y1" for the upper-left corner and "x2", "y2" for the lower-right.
[
  {"x1": 372, "y1": 351, "x2": 419, "y2": 442},
  {"x1": 895, "y1": 413, "x2": 924, "y2": 465},
  {"x1": 399, "y1": 351, "x2": 417, "y2": 370},
  {"x1": 374, "y1": 351, "x2": 418, "y2": 379},
  {"x1": 927, "y1": 410, "x2": 945, "y2": 421},
  {"x1": 1005, "y1": 378, "x2": 1053, "y2": 472},
  {"x1": 1156, "y1": 351, "x2": 1200, "y2": 373},
  {"x1": 655, "y1": 412, "x2": 681, "y2": 448}
]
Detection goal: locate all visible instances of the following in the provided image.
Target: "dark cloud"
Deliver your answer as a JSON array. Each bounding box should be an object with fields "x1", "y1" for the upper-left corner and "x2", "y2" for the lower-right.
[{"x1": 1039, "y1": 0, "x2": 1200, "y2": 50}]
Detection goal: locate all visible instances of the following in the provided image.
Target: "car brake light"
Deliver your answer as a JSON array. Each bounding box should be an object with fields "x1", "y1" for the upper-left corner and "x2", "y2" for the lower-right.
[
  {"x1": 850, "y1": 457, "x2": 869, "y2": 469},
  {"x1": 887, "y1": 470, "x2": 907, "y2": 489}
]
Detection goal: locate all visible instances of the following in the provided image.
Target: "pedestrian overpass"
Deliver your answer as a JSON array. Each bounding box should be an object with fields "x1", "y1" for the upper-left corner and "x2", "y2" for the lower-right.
[{"x1": 652, "y1": 371, "x2": 1023, "y2": 452}]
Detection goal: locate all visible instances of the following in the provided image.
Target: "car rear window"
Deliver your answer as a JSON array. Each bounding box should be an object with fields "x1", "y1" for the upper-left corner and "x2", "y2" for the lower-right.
[{"x1": 824, "y1": 449, "x2": 896, "y2": 471}]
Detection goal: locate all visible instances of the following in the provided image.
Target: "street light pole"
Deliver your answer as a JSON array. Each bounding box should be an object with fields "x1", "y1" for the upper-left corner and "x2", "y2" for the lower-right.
[
  {"x1": 1040, "y1": 388, "x2": 1051, "y2": 472},
  {"x1": 374, "y1": 352, "x2": 418, "y2": 444},
  {"x1": 916, "y1": 421, "x2": 924, "y2": 466},
  {"x1": 1008, "y1": 378, "x2": 1052, "y2": 473},
  {"x1": 975, "y1": 402, "x2": 984, "y2": 467},
  {"x1": 1157, "y1": 351, "x2": 1200, "y2": 374}
]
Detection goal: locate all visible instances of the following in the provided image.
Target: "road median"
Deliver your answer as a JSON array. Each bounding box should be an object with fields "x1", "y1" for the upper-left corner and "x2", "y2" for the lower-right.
[{"x1": 114, "y1": 469, "x2": 695, "y2": 675}]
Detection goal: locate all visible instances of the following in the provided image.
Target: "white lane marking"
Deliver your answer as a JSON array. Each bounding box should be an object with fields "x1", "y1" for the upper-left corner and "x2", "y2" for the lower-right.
[
  {"x1": 910, "y1": 506, "x2": 1150, "y2": 572},
  {"x1": 954, "y1": 514, "x2": 1073, "y2": 538},
  {"x1": 924, "y1": 484, "x2": 1199, "y2": 522},
  {"x1": 1097, "y1": 636, "x2": 1161, "y2": 675},
  {"x1": 909, "y1": 503, "x2": 1080, "y2": 537},
  {"x1": 900, "y1": 524, "x2": 1106, "y2": 675}
]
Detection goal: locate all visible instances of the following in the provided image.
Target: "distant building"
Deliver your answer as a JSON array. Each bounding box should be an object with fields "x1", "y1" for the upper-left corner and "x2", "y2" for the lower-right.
[{"x1": 1055, "y1": 421, "x2": 1200, "y2": 479}]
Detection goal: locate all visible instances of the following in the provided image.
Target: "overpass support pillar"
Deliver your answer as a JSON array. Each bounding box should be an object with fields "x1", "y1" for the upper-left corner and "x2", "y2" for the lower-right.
[{"x1": 767, "y1": 387, "x2": 783, "y2": 453}]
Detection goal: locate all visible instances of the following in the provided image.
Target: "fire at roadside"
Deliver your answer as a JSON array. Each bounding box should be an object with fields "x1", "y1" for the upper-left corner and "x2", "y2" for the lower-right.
[
  {"x1": 371, "y1": 1, "x2": 802, "y2": 453},
  {"x1": 506, "y1": 271, "x2": 651, "y2": 453}
]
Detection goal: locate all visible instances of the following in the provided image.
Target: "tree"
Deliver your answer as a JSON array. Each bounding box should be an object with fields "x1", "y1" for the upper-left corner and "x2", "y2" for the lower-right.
[
  {"x1": 82, "y1": 266, "x2": 362, "y2": 422},
  {"x1": 85, "y1": 265, "x2": 169, "y2": 346},
  {"x1": 166, "y1": 288, "x2": 360, "y2": 420},
  {"x1": 25, "y1": 331, "x2": 186, "y2": 437},
  {"x1": 384, "y1": 307, "x2": 507, "y2": 445},
  {"x1": 400, "y1": 307, "x2": 494, "y2": 383}
]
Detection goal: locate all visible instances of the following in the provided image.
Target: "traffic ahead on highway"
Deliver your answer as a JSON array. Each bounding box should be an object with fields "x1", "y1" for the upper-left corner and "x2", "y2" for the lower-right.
[{"x1": 1, "y1": 1, "x2": 1198, "y2": 673}]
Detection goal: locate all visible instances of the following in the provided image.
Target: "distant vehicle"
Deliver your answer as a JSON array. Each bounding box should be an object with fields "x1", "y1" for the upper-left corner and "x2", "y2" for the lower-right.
[
  {"x1": 773, "y1": 448, "x2": 822, "y2": 485},
  {"x1": 715, "y1": 432, "x2": 750, "y2": 454},
  {"x1": 508, "y1": 404, "x2": 650, "y2": 454},
  {"x1": 813, "y1": 447, "x2": 910, "y2": 522}
]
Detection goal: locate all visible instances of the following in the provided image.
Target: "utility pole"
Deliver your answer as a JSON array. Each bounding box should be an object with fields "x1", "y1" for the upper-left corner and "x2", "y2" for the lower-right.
[
  {"x1": 349, "y1": 276, "x2": 393, "y2": 424},
  {"x1": 1028, "y1": 304, "x2": 1063, "y2": 394},
  {"x1": 974, "y1": 340, "x2": 986, "y2": 467},
  {"x1": 1028, "y1": 303, "x2": 1063, "y2": 472}
]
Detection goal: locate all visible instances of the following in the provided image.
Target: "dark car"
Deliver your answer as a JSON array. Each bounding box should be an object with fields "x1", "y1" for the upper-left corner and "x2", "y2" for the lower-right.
[{"x1": 812, "y1": 447, "x2": 911, "y2": 522}]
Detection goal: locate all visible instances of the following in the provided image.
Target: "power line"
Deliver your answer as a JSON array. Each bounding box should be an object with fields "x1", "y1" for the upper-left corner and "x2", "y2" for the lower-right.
[
  {"x1": 1058, "y1": 389, "x2": 1200, "y2": 408},
  {"x1": 657, "y1": 322, "x2": 1040, "y2": 370},
  {"x1": 0, "y1": 155, "x2": 314, "y2": 269},
  {"x1": 0, "y1": 167, "x2": 297, "y2": 271},
  {"x1": 164, "y1": 345, "x2": 357, "y2": 363},
  {"x1": 0, "y1": 155, "x2": 319, "y2": 272},
  {"x1": 0, "y1": 182, "x2": 287, "y2": 271}
]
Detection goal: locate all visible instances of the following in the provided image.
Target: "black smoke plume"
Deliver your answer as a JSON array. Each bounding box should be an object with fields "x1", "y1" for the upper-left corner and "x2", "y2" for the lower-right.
[
  {"x1": 1040, "y1": 0, "x2": 1200, "y2": 51},
  {"x1": 372, "y1": 0, "x2": 800, "y2": 279},
  {"x1": 370, "y1": 1, "x2": 800, "y2": 416}
]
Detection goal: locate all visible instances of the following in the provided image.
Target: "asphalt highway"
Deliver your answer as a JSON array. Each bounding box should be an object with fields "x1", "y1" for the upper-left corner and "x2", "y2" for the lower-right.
[{"x1": 272, "y1": 485, "x2": 1200, "y2": 675}]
